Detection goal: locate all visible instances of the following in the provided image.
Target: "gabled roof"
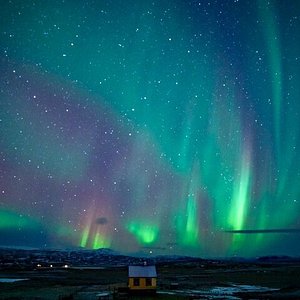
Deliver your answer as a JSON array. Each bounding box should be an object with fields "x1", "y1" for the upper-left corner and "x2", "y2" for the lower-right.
[{"x1": 128, "y1": 265, "x2": 157, "y2": 278}]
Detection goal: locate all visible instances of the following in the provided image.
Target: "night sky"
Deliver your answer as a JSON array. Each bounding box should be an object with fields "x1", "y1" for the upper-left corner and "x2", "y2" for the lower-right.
[{"x1": 1, "y1": 0, "x2": 300, "y2": 257}]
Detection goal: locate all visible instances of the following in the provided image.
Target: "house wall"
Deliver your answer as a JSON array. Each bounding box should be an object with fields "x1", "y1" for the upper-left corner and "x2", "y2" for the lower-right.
[{"x1": 128, "y1": 277, "x2": 157, "y2": 290}]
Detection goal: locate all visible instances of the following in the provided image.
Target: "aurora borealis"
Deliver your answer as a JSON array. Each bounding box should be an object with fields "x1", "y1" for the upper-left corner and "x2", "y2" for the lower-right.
[{"x1": 1, "y1": 0, "x2": 300, "y2": 257}]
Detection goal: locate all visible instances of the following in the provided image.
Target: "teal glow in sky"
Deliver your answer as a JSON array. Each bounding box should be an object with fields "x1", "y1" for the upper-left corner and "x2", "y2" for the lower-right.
[{"x1": 1, "y1": 0, "x2": 300, "y2": 257}]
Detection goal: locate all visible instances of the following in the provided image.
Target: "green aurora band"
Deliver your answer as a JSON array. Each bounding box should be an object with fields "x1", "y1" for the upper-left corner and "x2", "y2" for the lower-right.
[{"x1": 1, "y1": 0, "x2": 300, "y2": 256}]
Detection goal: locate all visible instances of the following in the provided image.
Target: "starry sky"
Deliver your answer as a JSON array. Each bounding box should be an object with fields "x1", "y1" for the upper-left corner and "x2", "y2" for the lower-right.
[{"x1": 1, "y1": 0, "x2": 300, "y2": 257}]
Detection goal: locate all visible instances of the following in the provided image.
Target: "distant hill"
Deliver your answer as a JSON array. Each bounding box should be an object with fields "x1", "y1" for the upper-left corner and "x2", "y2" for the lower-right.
[
  {"x1": 1, "y1": 246, "x2": 300, "y2": 266},
  {"x1": 257, "y1": 255, "x2": 300, "y2": 262}
]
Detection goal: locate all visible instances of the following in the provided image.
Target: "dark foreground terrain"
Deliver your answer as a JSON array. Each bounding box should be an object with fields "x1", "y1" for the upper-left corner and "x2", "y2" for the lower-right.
[{"x1": 1, "y1": 260, "x2": 300, "y2": 299}]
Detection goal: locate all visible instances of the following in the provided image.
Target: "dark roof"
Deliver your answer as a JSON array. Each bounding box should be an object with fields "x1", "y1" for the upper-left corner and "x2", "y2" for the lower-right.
[{"x1": 128, "y1": 265, "x2": 157, "y2": 278}]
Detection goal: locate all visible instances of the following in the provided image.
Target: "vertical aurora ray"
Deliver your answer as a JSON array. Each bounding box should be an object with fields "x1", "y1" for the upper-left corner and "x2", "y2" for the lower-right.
[
  {"x1": 80, "y1": 227, "x2": 90, "y2": 248},
  {"x1": 179, "y1": 194, "x2": 199, "y2": 246},
  {"x1": 228, "y1": 146, "x2": 252, "y2": 231},
  {"x1": 175, "y1": 162, "x2": 201, "y2": 248},
  {"x1": 227, "y1": 143, "x2": 252, "y2": 252},
  {"x1": 202, "y1": 80, "x2": 245, "y2": 240},
  {"x1": 258, "y1": 0, "x2": 282, "y2": 155},
  {"x1": 92, "y1": 231, "x2": 111, "y2": 249}
]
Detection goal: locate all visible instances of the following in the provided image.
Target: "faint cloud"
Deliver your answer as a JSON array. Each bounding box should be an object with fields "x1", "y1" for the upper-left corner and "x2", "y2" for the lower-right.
[
  {"x1": 95, "y1": 217, "x2": 108, "y2": 225},
  {"x1": 224, "y1": 229, "x2": 300, "y2": 234}
]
